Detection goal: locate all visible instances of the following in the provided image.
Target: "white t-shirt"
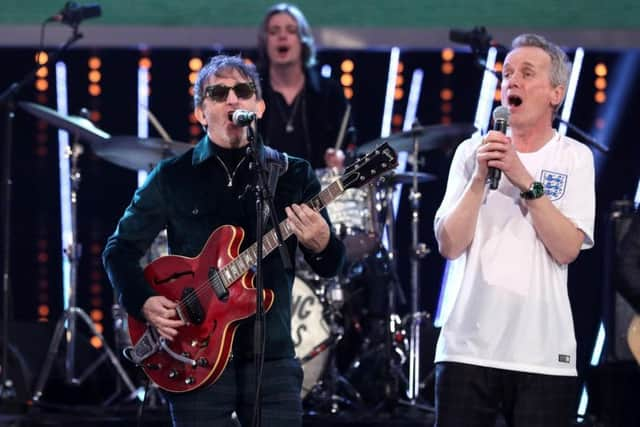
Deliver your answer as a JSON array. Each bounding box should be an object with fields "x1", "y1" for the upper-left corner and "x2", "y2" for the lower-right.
[{"x1": 433, "y1": 131, "x2": 595, "y2": 376}]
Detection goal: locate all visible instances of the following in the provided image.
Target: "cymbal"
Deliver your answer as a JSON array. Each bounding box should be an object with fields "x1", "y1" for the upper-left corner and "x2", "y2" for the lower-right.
[
  {"x1": 357, "y1": 123, "x2": 476, "y2": 155},
  {"x1": 91, "y1": 136, "x2": 192, "y2": 171},
  {"x1": 19, "y1": 101, "x2": 111, "y2": 143},
  {"x1": 384, "y1": 171, "x2": 437, "y2": 185}
]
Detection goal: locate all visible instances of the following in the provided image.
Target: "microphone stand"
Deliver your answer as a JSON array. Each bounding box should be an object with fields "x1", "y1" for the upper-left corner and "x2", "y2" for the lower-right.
[
  {"x1": 0, "y1": 22, "x2": 82, "y2": 406},
  {"x1": 246, "y1": 124, "x2": 291, "y2": 427},
  {"x1": 554, "y1": 116, "x2": 608, "y2": 154}
]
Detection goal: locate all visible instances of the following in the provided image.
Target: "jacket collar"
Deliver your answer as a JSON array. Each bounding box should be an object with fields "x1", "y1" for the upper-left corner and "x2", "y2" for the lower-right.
[{"x1": 191, "y1": 135, "x2": 215, "y2": 166}]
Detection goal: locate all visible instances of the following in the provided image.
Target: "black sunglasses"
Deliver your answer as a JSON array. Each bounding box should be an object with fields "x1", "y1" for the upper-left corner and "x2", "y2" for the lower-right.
[{"x1": 203, "y1": 82, "x2": 256, "y2": 102}]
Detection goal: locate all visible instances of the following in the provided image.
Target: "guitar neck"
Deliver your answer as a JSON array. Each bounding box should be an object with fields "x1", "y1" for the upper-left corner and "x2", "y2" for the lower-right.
[{"x1": 217, "y1": 179, "x2": 345, "y2": 287}]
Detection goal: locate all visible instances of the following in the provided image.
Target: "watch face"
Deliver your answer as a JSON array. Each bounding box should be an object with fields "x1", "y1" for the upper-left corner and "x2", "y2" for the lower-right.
[{"x1": 532, "y1": 182, "x2": 545, "y2": 198}]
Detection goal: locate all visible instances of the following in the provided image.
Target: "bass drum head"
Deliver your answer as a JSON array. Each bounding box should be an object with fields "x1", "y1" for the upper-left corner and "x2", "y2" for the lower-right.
[{"x1": 291, "y1": 276, "x2": 331, "y2": 397}]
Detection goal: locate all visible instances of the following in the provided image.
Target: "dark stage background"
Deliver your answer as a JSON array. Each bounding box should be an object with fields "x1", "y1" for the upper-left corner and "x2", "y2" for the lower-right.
[{"x1": 1, "y1": 44, "x2": 640, "y2": 422}]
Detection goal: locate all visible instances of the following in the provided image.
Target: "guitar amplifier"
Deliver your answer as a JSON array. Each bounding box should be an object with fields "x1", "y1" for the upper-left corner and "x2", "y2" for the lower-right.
[{"x1": 602, "y1": 200, "x2": 638, "y2": 362}]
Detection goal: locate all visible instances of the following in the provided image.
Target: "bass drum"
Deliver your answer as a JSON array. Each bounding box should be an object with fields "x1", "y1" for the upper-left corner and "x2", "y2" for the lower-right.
[{"x1": 291, "y1": 276, "x2": 330, "y2": 397}]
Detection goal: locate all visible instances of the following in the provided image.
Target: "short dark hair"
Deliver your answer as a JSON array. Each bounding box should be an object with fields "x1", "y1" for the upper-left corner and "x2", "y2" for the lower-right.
[
  {"x1": 257, "y1": 3, "x2": 317, "y2": 69},
  {"x1": 193, "y1": 55, "x2": 262, "y2": 110}
]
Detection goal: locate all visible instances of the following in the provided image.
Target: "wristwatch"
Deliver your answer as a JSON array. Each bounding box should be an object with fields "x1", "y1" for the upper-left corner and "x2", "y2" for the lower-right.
[{"x1": 520, "y1": 181, "x2": 545, "y2": 200}]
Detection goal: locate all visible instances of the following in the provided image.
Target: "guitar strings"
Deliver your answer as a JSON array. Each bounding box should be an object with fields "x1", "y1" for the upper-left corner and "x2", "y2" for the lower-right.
[{"x1": 172, "y1": 157, "x2": 373, "y2": 313}]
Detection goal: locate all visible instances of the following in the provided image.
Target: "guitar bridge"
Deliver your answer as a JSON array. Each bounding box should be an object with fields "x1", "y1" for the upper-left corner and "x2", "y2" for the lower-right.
[
  {"x1": 209, "y1": 267, "x2": 228, "y2": 301},
  {"x1": 181, "y1": 287, "x2": 204, "y2": 325}
]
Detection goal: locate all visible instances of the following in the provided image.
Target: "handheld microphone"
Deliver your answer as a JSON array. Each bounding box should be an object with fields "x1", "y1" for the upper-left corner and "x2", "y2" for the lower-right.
[
  {"x1": 48, "y1": 2, "x2": 102, "y2": 26},
  {"x1": 488, "y1": 105, "x2": 510, "y2": 190},
  {"x1": 229, "y1": 110, "x2": 256, "y2": 127}
]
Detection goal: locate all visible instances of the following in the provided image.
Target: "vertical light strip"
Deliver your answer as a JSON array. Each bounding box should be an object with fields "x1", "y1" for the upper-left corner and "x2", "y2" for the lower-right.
[
  {"x1": 382, "y1": 69, "x2": 423, "y2": 249},
  {"x1": 472, "y1": 47, "x2": 499, "y2": 135},
  {"x1": 559, "y1": 47, "x2": 584, "y2": 136},
  {"x1": 435, "y1": 48, "x2": 497, "y2": 327},
  {"x1": 576, "y1": 322, "x2": 606, "y2": 417},
  {"x1": 402, "y1": 69, "x2": 424, "y2": 132},
  {"x1": 55, "y1": 61, "x2": 71, "y2": 309},
  {"x1": 137, "y1": 65, "x2": 150, "y2": 186},
  {"x1": 380, "y1": 47, "x2": 400, "y2": 138}
]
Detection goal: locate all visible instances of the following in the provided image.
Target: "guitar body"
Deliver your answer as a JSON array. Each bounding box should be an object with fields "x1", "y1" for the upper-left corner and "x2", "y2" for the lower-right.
[{"x1": 127, "y1": 224, "x2": 274, "y2": 393}]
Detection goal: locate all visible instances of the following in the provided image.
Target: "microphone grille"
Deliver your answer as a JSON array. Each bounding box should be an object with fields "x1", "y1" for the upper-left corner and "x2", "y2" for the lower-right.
[{"x1": 493, "y1": 105, "x2": 510, "y2": 123}]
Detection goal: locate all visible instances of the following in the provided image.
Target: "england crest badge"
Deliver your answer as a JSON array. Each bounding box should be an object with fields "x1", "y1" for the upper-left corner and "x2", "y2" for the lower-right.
[{"x1": 540, "y1": 170, "x2": 567, "y2": 201}]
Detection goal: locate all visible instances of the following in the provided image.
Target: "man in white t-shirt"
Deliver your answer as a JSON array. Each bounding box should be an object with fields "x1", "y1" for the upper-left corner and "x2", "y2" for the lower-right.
[{"x1": 433, "y1": 34, "x2": 595, "y2": 427}]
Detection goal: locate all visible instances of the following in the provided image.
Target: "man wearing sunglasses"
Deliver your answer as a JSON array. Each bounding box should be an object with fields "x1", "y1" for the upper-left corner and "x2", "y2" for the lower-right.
[{"x1": 103, "y1": 55, "x2": 345, "y2": 427}]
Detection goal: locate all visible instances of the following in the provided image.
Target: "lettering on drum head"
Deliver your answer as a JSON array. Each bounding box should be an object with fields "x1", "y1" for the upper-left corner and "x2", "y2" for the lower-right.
[{"x1": 290, "y1": 277, "x2": 330, "y2": 360}]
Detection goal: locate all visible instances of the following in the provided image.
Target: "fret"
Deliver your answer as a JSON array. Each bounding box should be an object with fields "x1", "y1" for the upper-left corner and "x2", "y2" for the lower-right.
[
  {"x1": 235, "y1": 254, "x2": 246, "y2": 272},
  {"x1": 229, "y1": 261, "x2": 238, "y2": 280},
  {"x1": 223, "y1": 267, "x2": 233, "y2": 283}
]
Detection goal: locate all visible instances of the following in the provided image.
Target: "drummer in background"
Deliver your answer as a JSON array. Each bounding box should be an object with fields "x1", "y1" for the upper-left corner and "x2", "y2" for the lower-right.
[{"x1": 256, "y1": 2, "x2": 354, "y2": 170}]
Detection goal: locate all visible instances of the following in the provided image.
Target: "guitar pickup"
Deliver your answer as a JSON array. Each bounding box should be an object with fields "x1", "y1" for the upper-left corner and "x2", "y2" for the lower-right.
[
  {"x1": 209, "y1": 267, "x2": 228, "y2": 301},
  {"x1": 181, "y1": 287, "x2": 204, "y2": 325}
]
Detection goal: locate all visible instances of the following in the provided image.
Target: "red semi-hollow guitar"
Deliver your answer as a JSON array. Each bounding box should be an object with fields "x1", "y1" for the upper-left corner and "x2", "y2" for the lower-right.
[{"x1": 126, "y1": 143, "x2": 398, "y2": 392}]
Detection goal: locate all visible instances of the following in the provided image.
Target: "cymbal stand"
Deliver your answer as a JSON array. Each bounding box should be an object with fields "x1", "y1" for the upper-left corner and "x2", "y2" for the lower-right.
[
  {"x1": 32, "y1": 133, "x2": 136, "y2": 404},
  {"x1": 401, "y1": 128, "x2": 431, "y2": 410}
]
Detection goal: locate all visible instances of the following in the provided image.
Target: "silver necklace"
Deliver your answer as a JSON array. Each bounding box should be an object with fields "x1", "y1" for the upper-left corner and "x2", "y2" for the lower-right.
[
  {"x1": 215, "y1": 155, "x2": 246, "y2": 187},
  {"x1": 277, "y1": 92, "x2": 302, "y2": 133}
]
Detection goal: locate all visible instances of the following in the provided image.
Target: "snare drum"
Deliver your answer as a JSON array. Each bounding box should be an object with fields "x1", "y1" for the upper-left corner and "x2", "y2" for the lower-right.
[
  {"x1": 316, "y1": 168, "x2": 379, "y2": 262},
  {"x1": 291, "y1": 276, "x2": 330, "y2": 397}
]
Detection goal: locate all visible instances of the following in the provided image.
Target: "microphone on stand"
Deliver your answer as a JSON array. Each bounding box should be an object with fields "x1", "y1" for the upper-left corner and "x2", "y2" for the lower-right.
[
  {"x1": 47, "y1": 2, "x2": 102, "y2": 26},
  {"x1": 488, "y1": 105, "x2": 510, "y2": 190},
  {"x1": 229, "y1": 110, "x2": 256, "y2": 127}
]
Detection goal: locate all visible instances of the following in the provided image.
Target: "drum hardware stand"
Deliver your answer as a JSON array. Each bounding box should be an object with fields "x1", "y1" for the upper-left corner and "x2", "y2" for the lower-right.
[
  {"x1": 364, "y1": 180, "x2": 409, "y2": 414},
  {"x1": 306, "y1": 278, "x2": 362, "y2": 413},
  {"x1": 397, "y1": 125, "x2": 433, "y2": 412},
  {"x1": 32, "y1": 132, "x2": 136, "y2": 404}
]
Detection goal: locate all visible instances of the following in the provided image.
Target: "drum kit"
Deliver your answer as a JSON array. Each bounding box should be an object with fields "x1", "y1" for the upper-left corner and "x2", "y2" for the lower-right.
[
  {"x1": 17, "y1": 100, "x2": 475, "y2": 412},
  {"x1": 291, "y1": 123, "x2": 476, "y2": 414}
]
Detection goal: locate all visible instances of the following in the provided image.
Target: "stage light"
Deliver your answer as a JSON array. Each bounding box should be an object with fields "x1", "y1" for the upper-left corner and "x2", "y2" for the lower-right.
[
  {"x1": 139, "y1": 57, "x2": 152, "y2": 69},
  {"x1": 341, "y1": 74, "x2": 353, "y2": 87},
  {"x1": 441, "y1": 63, "x2": 454, "y2": 75},
  {"x1": 189, "y1": 57, "x2": 203, "y2": 71},
  {"x1": 88, "y1": 56, "x2": 101, "y2": 69},
  {"x1": 88, "y1": 70, "x2": 101, "y2": 83},
  {"x1": 441, "y1": 48, "x2": 455, "y2": 62},
  {"x1": 594, "y1": 63, "x2": 607, "y2": 77},
  {"x1": 340, "y1": 59, "x2": 354, "y2": 73},
  {"x1": 595, "y1": 77, "x2": 607, "y2": 90}
]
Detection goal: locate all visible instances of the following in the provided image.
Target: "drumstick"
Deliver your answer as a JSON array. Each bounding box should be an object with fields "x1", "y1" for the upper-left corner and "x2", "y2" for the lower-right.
[
  {"x1": 139, "y1": 104, "x2": 173, "y2": 142},
  {"x1": 334, "y1": 104, "x2": 351, "y2": 151}
]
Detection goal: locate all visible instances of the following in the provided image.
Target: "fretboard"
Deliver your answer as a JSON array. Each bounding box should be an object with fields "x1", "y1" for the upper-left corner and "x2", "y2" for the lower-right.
[{"x1": 216, "y1": 179, "x2": 344, "y2": 287}]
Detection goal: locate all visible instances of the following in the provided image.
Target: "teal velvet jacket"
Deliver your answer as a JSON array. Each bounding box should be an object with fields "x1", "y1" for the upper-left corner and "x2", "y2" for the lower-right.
[{"x1": 102, "y1": 135, "x2": 345, "y2": 361}]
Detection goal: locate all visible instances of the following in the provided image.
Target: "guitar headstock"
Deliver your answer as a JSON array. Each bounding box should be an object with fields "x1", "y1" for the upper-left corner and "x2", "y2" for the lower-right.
[{"x1": 341, "y1": 142, "x2": 398, "y2": 190}]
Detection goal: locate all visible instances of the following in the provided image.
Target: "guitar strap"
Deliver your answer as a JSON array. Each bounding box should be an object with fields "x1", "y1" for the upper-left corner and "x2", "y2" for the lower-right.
[{"x1": 261, "y1": 144, "x2": 288, "y2": 199}]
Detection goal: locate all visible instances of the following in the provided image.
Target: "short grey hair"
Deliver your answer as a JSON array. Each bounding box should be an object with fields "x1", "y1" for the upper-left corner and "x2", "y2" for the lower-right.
[
  {"x1": 257, "y1": 3, "x2": 317, "y2": 69},
  {"x1": 193, "y1": 55, "x2": 262, "y2": 110},
  {"x1": 511, "y1": 33, "x2": 570, "y2": 90}
]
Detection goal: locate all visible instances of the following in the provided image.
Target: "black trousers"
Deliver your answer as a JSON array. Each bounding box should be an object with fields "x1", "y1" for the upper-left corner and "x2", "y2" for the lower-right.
[
  {"x1": 434, "y1": 362, "x2": 577, "y2": 427},
  {"x1": 163, "y1": 357, "x2": 303, "y2": 427}
]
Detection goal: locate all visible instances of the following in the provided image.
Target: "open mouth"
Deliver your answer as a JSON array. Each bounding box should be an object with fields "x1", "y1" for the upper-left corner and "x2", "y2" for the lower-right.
[
  {"x1": 508, "y1": 95, "x2": 523, "y2": 107},
  {"x1": 277, "y1": 46, "x2": 289, "y2": 54}
]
